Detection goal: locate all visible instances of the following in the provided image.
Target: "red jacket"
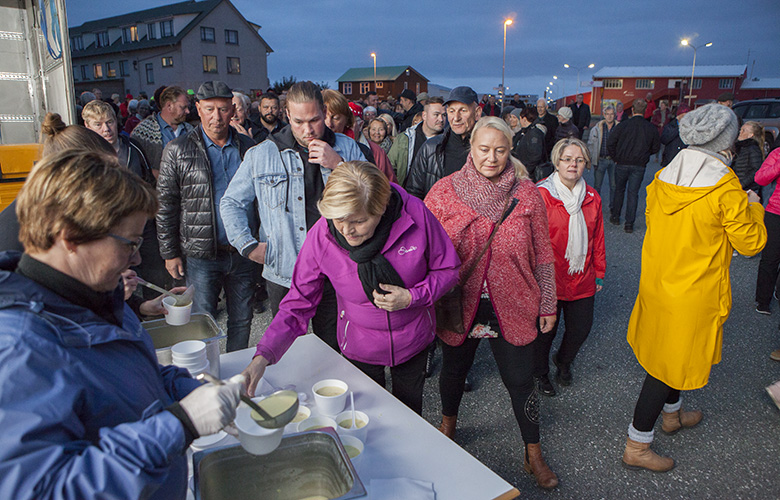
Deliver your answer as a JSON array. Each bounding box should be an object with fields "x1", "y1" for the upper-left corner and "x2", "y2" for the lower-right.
[
  {"x1": 425, "y1": 175, "x2": 556, "y2": 347},
  {"x1": 537, "y1": 177, "x2": 606, "y2": 301}
]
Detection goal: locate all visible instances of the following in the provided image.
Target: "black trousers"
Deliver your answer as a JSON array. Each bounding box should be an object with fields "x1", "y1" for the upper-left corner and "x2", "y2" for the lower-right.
[
  {"x1": 632, "y1": 373, "x2": 680, "y2": 432},
  {"x1": 349, "y1": 346, "x2": 430, "y2": 415},
  {"x1": 439, "y1": 299, "x2": 540, "y2": 444},
  {"x1": 755, "y1": 211, "x2": 780, "y2": 308},
  {"x1": 266, "y1": 278, "x2": 339, "y2": 352},
  {"x1": 533, "y1": 296, "x2": 595, "y2": 377}
]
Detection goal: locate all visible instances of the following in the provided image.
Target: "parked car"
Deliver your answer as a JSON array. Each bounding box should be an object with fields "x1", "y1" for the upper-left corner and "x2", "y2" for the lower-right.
[{"x1": 732, "y1": 98, "x2": 780, "y2": 152}]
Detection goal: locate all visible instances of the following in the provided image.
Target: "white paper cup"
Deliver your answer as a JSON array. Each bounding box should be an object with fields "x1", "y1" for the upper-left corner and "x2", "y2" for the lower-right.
[
  {"x1": 339, "y1": 435, "x2": 365, "y2": 466},
  {"x1": 171, "y1": 340, "x2": 207, "y2": 361},
  {"x1": 335, "y1": 410, "x2": 369, "y2": 442},
  {"x1": 234, "y1": 406, "x2": 284, "y2": 455},
  {"x1": 312, "y1": 379, "x2": 348, "y2": 416},
  {"x1": 284, "y1": 405, "x2": 311, "y2": 434},
  {"x1": 297, "y1": 415, "x2": 337, "y2": 433},
  {"x1": 163, "y1": 296, "x2": 192, "y2": 325}
]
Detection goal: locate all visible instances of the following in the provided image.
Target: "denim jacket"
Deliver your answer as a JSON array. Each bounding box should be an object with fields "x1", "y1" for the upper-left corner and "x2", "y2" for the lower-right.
[{"x1": 220, "y1": 126, "x2": 365, "y2": 287}]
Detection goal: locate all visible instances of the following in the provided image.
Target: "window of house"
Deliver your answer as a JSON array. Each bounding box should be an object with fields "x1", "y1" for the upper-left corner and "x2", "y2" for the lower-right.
[
  {"x1": 161, "y1": 57, "x2": 173, "y2": 68},
  {"x1": 106, "y1": 62, "x2": 116, "y2": 78},
  {"x1": 227, "y1": 57, "x2": 240, "y2": 74},
  {"x1": 719, "y1": 78, "x2": 734, "y2": 89},
  {"x1": 343, "y1": 82, "x2": 352, "y2": 94},
  {"x1": 416, "y1": 82, "x2": 420, "y2": 94},
  {"x1": 119, "y1": 60, "x2": 129, "y2": 76},
  {"x1": 203, "y1": 55, "x2": 218, "y2": 73},
  {"x1": 71, "y1": 36, "x2": 83, "y2": 51},
  {"x1": 360, "y1": 82, "x2": 370, "y2": 94},
  {"x1": 201, "y1": 27, "x2": 215, "y2": 42},
  {"x1": 122, "y1": 26, "x2": 138, "y2": 43},
  {"x1": 225, "y1": 29, "x2": 238, "y2": 44},
  {"x1": 376, "y1": 82, "x2": 383, "y2": 88},
  {"x1": 691, "y1": 78, "x2": 702, "y2": 89},
  {"x1": 145, "y1": 63, "x2": 154, "y2": 84},
  {"x1": 160, "y1": 20, "x2": 173, "y2": 37},
  {"x1": 147, "y1": 23, "x2": 157, "y2": 40},
  {"x1": 603, "y1": 79, "x2": 622, "y2": 89},
  {"x1": 93, "y1": 63, "x2": 103, "y2": 79},
  {"x1": 635, "y1": 79, "x2": 655, "y2": 90},
  {"x1": 95, "y1": 31, "x2": 109, "y2": 48},
  {"x1": 81, "y1": 65, "x2": 89, "y2": 80},
  {"x1": 404, "y1": 82, "x2": 408, "y2": 90}
]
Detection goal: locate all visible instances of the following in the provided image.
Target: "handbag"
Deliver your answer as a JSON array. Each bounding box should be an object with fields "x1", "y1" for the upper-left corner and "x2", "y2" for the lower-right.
[{"x1": 435, "y1": 195, "x2": 519, "y2": 333}]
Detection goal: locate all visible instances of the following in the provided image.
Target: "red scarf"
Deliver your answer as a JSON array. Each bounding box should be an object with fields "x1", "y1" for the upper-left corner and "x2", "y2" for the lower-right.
[{"x1": 451, "y1": 154, "x2": 518, "y2": 223}]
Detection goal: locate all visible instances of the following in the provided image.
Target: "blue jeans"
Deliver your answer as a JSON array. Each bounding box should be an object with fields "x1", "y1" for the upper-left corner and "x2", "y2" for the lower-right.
[
  {"x1": 611, "y1": 164, "x2": 646, "y2": 226},
  {"x1": 593, "y1": 158, "x2": 616, "y2": 211},
  {"x1": 186, "y1": 252, "x2": 255, "y2": 352}
]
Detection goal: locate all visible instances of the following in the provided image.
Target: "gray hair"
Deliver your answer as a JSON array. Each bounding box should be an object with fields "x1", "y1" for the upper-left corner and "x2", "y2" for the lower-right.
[
  {"x1": 603, "y1": 105, "x2": 615, "y2": 113},
  {"x1": 232, "y1": 91, "x2": 251, "y2": 110}
]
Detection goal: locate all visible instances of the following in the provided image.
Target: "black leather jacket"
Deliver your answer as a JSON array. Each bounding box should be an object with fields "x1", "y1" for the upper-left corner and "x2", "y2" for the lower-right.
[
  {"x1": 156, "y1": 127, "x2": 256, "y2": 260},
  {"x1": 406, "y1": 129, "x2": 452, "y2": 200},
  {"x1": 733, "y1": 138, "x2": 763, "y2": 192}
]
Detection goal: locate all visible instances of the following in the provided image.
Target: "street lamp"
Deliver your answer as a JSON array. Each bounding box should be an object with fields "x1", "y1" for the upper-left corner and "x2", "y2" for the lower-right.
[
  {"x1": 680, "y1": 39, "x2": 713, "y2": 106},
  {"x1": 501, "y1": 18, "x2": 513, "y2": 111},
  {"x1": 370, "y1": 52, "x2": 377, "y2": 93},
  {"x1": 563, "y1": 62, "x2": 595, "y2": 96}
]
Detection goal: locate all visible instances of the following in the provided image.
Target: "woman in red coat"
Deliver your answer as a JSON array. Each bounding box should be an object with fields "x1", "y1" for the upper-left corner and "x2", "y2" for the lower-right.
[
  {"x1": 425, "y1": 117, "x2": 559, "y2": 490},
  {"x1": 533, "y1": 137, "x2": 606, "y2": 396}
]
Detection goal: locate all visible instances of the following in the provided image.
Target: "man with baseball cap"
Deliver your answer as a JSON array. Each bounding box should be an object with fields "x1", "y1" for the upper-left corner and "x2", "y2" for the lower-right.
[
  {"x1": 398, "y1": 88, "x2": 423, "y2": 133},
  {"x1": 156, "y1": 80, "x2": 258, "y2": 352}
]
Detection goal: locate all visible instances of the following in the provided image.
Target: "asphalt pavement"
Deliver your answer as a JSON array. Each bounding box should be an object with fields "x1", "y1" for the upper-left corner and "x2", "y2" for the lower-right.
[{"x1": 226, "y1": 158, "x2": 780, "y2": 499}]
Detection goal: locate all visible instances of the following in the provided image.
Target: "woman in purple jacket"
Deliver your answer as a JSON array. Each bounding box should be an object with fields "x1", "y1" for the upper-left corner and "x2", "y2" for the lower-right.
[{"x1": 242, "y1": 161, "x2": 460, "y2": 413}]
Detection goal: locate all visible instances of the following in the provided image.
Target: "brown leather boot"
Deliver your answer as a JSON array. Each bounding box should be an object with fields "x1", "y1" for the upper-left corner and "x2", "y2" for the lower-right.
[
  {"x1": 438, "y1": 414, "x2": 457, "y2": 439},
  {"x1": 661, "y1": 408, "x2": 703, "y2": 434},
  {"x1": 523, "y1": 442, "x2": 559, "y2": 489},
  {"x1": 622, "y1": 437, "x2": 674, "y2": 472}
]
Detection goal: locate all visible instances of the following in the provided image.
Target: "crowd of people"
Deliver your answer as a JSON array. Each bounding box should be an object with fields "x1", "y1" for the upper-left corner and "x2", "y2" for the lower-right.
[{"x1": 0, "y1": 74, "x2": 777, "y2": 497}]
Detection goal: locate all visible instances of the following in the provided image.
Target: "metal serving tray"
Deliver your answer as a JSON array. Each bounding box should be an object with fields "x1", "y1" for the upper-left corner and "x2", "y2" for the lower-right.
[
  {"x1": 142, "y1": 313, "x2": 225, "y2": 378},
  {"x1": 193, "y1": 428, "x2": 366, "y2": 500}
]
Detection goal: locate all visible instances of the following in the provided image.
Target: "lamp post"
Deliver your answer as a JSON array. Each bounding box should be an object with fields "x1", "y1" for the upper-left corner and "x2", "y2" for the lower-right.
[
  {"x1": 370, "y1": 52, "x2": 377, "y2": 93},
  {"x1": 680, "y1": 39, "x2": 713, "y2": 106},
  {"x1": 501, "y1": 18, "x2": 512, "y2": 111},
  {"x1": 563, "y1": 62, "x2": 595, "y2": 97}
]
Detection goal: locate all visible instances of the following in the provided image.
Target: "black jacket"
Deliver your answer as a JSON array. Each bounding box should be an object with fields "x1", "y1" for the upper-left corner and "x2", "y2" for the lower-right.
[
  {"x1": 399, "y1": 102, "x2": 424, "y2": 133},
  {"x1": 570, "y1": 102, "x2": 591, "y2": 135},
  {"x1": 606, "y1": 115, "x2": 660, "y2": 166},
  {"x1": 156, "y1": 127, "x2": 256, "y2": 260},
  {"x1": 406, "y1": 128, "x2": 456, "y2": 200},
  {"x1": 660, "y1": 118, "x2": 686, "y2": 167},
  {"x1": 117, "y1": 135, "x2": 154, "y2": 185},
  {"x1": 513, "y1": 125, "x2": 546, "y2": 177},
  {"x1": 540, "y1": 112, "x2": 558, "y2": 155},
  {"x1": 733, "y1": 138, "x2": 763, "y2": 192}
]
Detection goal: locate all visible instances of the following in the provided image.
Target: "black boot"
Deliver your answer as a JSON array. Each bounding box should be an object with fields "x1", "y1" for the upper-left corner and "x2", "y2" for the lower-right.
[
  {"x1": 535, "y1": 375, "x2": 556, "y2": 397},
  {"x1": 553, "y1": 352, "x2": 572, "y2": 386}
]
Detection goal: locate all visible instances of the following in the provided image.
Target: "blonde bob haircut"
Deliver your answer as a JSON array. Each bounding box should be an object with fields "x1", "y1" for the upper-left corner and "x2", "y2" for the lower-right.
[
  {"x1": 318, "y1": 161, "x2": 390, "y2": 220},
  {"x1": 17, "y1": 149, "x2": 158, "y2": 253},
  {"x1": 81, "y1": 99, "x2": 117, "y2": 124},
  {"x1": 470, "y1": 117, "x2": 529, "y2": 180},
  {"x1": 551, "y1": 137, "x2": 591, "y2": 170},
  {"x1": 321, "y1": 89, "x2": 355, "y2": 129}
]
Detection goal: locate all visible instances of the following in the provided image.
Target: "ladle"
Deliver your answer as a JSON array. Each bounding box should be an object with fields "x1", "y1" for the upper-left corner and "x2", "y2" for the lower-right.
[
  {"x1": 135, "y1": 277, "x2": 178, "y2": 301},
  {"x1": 197, "y1": 373, "x2": 299, "y2": 429}
]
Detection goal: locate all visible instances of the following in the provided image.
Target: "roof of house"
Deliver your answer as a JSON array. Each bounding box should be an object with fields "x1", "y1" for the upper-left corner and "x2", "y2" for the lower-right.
[
  {"x1": 70, "y1": 0, "x2": 271, "y2": 57},
  {"x1": 336, "y1": 66, "x2": 428, "y2": 83},
  {"x1": 740, "y1": 77, "x2": 780, "y2": 90},
  {"x1": 594, "y1": 65, "x2": 747, "y2": 78}
]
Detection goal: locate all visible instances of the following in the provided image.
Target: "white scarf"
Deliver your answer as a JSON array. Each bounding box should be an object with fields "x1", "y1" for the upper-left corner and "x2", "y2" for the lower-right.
[{"x1": 552, "y1": 172, "x2": 587, "y2": 274}]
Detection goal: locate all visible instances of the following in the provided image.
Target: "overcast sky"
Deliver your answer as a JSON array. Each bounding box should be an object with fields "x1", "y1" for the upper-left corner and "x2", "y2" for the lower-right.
[{"x1": 67, "y1": 0, "x2": 780, "y2": 98}]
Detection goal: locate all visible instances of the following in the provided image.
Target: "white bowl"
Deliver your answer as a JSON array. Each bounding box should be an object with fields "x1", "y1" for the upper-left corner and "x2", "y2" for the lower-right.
[
  {"x1": 312, "y1": 379, "x2": 349, "y2": 416},
  {"x1": 296, "y1": 415, "x2": 337, "y2": 433},
  {"x1": 163, "y1": 296, "x2": 193, "y2": 326},
  {"x1": 234, "y1": 406, "x2": 284, "y2": 455},
  {"x1": 284, "y1": 405, "x2": 311, "y2": 434},
  {"x1": 170, "y1": 340, "x2": 206, "y2": 361},
  {"x1": 339, "y1": 435, "x2": 365, "y2": 466},
  {"x1": 335, "y1": 410, "x2": 369, "y2": 442},
  {"x1": 190, "y1": 430, "x2": 227, "y2": 451}
]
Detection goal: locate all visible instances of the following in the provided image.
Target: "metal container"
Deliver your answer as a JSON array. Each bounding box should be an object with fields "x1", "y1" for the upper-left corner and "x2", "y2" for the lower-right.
[
  {"x1": 193, "y1": 428, "x2": 366, "y2": 500},
  {"x1": 142, "y1": 313, "x2": 225, "y2": 378}
]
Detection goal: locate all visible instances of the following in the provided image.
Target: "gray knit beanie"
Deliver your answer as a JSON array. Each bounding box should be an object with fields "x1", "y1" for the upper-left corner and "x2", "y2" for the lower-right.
[
  {"x1": 557, "y1": 107, "x2": 573, "y2": 120},
  {"x1": 679, "y1": 103, "x2": 738, "y2": 153}
]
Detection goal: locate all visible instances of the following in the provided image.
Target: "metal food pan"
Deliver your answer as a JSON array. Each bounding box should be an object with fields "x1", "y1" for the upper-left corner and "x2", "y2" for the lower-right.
[
  {"x1": 142, "y1": 313, "x2": 225, "y2": 378},
  {"x1": 193, "y1": 428, "x2": 366, "y2": 500}
]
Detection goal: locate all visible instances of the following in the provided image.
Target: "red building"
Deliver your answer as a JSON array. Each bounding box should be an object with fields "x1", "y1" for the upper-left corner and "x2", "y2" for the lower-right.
[
  {"x1": 737, "y1": 77, "x2": 780, "y2": 100},
  {"x1": 590, "y1": 65, "x2": 747, "y2": 114},
  {"x1": 336, "y1": 65, "x2": 428, "y2": 102}
]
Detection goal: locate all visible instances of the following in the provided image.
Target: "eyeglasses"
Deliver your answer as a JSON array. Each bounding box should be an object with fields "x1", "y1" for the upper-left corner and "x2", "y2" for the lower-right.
[
  {"x1": 108, "y1": 233, "x2": 143, "y2": 257},
  {"x1": 559, "y1": 157, "x2": 587, "y2": 166}
]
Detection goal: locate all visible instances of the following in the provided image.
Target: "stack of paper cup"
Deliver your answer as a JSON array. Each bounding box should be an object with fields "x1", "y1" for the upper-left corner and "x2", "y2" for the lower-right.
[{"x1": 171, "y1": 340, "x2": 210, "y2": 377}]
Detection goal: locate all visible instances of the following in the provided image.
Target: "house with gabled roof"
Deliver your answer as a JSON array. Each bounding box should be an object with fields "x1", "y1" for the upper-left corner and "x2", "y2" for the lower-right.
[
  {"x1": 336, "y1": 65, "x2": 428, "y2": 101},
  {"x1": 69, "y1": 0, "x2": 272, "y2": 98}
]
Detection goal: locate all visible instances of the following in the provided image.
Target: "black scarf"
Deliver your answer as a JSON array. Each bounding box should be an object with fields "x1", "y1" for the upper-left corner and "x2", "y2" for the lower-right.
[{"x1": 327, "y1": 187, "x2": 405, "y2": 305}]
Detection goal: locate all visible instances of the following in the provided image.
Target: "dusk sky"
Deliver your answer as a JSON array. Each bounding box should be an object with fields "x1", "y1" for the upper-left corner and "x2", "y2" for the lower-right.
[{"x1": 67, "y1": 0, "x2": 780, "y2": 98}]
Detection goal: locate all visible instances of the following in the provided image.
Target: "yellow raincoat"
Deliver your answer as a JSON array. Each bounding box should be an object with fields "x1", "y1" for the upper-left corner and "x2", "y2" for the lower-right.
[{"x1": 627, "y1": 151, "x2": 766, "y2": 390}]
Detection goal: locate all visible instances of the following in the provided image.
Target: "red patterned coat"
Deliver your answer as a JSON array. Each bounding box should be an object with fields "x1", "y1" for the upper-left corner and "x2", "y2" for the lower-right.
[{"x1": 425, "y1": 175, "x2": 556, "y2": 347}]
